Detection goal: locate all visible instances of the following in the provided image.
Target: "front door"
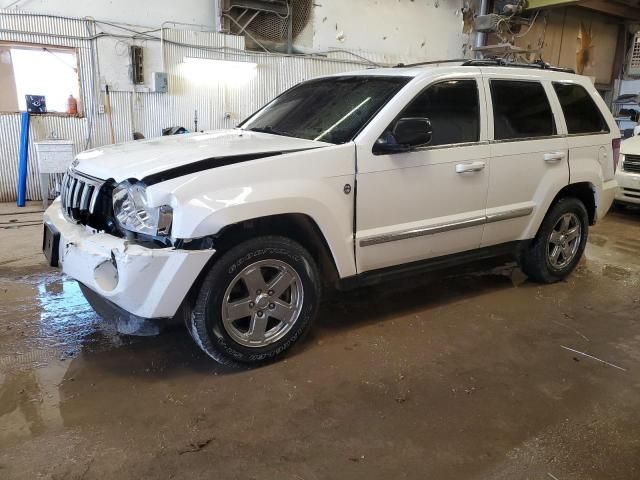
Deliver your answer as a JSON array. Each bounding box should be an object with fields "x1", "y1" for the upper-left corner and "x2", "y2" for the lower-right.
[{"x1": 355, "y1": 74, "x2": 490, "y2": 273}]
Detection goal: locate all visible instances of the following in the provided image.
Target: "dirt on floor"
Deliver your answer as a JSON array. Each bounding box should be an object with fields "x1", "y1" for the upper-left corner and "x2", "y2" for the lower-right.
[{"x1": 0, "y1": 202, "x2": 639, "y2": 480}]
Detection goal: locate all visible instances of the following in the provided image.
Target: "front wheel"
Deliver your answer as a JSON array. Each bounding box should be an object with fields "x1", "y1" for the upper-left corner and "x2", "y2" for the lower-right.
[
  {"x1": 189, "y1": 236, "x2": 321, "y2": 366},
  {"x1": 521, "y1": 197, "x2": 589, "y2": 283}
]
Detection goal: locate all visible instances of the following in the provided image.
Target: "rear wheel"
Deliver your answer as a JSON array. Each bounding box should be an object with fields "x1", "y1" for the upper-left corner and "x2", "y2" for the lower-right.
[
  {"x1": 521, "y1": 197, "x2": 589, "y2": 283},
  {"x1": 189, "y1": 236, "x2": 321, "y2": 366}
]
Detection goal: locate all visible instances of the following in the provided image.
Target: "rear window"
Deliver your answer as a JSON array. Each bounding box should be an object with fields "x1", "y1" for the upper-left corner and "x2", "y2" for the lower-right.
[
  {"x1": 490, "y1": 80, "x2": 556, "y2": 140},
  {"x1": 553, "y1": 83, "x2": 609, "y2": 135}
]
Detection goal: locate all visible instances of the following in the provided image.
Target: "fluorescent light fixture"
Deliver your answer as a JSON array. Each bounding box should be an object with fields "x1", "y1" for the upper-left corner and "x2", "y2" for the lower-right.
[{"x1": 182, "y1": 57, "x2": 257, "y2": 84}]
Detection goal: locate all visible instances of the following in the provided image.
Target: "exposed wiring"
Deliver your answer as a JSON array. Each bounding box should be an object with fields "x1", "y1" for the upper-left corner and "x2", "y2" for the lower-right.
[
  {"x1": 535, "y1": 12, "x2": 549, "y2": 61},
  {"x1": 317, "y1": 49, "x2": 381, "y2": 67},
  {"x1": 84, "y1": 19, "x2": 98, "y2": 150},
  {"x1": 494, "y1": 9, "x2": 541, "y2": 52},
  {"x1": 42, "y1": 47, "x2": 78, "y2": 71},
  {"x1": 275, "y1": 0, "x2": 291, "y2": 21},
  {"x1": 0, "y1": 10, "x2": 384, "y2": 67},
  {"x1": 514, "y1": 10, "x2": 540, "y2": 39},
  {"x1": 2, "y1": 0, "x2": 24, "y2": 8}
]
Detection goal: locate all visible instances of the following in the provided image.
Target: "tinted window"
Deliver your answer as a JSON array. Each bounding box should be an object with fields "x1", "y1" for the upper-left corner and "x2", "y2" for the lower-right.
[
  {"x1": 240, "y1": 76, "x2": 411, "y2": 144},
  {"x1": 553, "y1": 82, "x2": 609, "y2": 134},
  {"x1": 390, "y1": 79, "x2": 480, "y2": 146},
  {"x1": 490, "y1": 80, "x2": 556, "y2": 140}
]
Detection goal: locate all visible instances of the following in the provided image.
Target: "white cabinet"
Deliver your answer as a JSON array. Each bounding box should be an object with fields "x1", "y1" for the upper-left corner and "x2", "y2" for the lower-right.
[{"x1": 35, "y1": 140, "x2": 74, "y2": 207}]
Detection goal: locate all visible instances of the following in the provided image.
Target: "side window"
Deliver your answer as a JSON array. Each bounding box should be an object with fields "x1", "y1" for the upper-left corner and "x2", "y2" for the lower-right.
[
  {"x1": 490, "y1": 80, "x2": 556, "y2": 140},
  {"x1": 390, "y1": 79, "x2": 480, "y2": 147},
  {"x1": 553, "y1": 82, "x2": 609, "y2": 135}
]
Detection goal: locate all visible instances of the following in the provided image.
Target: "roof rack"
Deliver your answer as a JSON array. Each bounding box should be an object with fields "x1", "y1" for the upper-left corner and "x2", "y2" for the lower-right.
[
  {"x1": 394, "y1": 59, "x2": 469, "y2": 68},
  {"x1": 461, "y1": 58, "x2": 575, "y2": 74},
  {"x1": 394, "y1": 58, "x2": 575, "y2": 74}
]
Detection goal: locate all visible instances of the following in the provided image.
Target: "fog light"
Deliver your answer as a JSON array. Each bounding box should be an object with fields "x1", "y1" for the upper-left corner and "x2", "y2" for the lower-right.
[{"x1": 94, "y1": 259, "x2": 118, "y2": 292}]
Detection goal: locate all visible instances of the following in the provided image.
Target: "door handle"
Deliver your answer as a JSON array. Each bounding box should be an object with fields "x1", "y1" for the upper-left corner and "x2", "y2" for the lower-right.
[
  {"x1": 456, "y1": 161, "x2": 486, "y2": 174},
  {"x1": 544, "y1": 152, "x2": 566, "y2": 163}
]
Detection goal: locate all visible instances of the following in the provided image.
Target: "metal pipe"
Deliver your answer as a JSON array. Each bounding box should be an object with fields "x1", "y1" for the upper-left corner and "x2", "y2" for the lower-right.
[
  {"x1": 474, "y1": 0, "x2": 489, "y2": 53},
  {"x1": 213, "y1": 0, "x2": 224, "y2": 32},
  {"x1": 17, "y1": 112, "x2": 30, "y2": 207}
]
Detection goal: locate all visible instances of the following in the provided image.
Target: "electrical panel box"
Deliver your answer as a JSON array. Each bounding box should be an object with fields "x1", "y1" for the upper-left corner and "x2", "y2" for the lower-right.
[
  {"x1": 628, "y1": 33, "x2": 640, "y2": 77},
  {"x1": 131, "y1": 45, "x2": 144, "y2": 84},
  {"x1": 152, "y1": 72, "x2": 168, "y2": 93}
]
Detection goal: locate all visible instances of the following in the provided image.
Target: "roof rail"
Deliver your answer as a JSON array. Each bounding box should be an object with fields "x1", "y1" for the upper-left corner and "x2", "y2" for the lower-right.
[
  {"x1": 393, "y1": 58, "x2": 575, "y2": 74},
  {"x1": 461, "y1": 58, "x2": 575, "y2": 74},
  {"x1": 394, "y1": 59, "x2": 468, "y2": 68}
]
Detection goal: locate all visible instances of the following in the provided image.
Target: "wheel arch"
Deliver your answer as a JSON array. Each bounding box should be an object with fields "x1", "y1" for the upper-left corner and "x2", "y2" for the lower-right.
[
  {"x1": 186, "y1": 213, "x2": 343, "y2": 297},
  {"x1": 548, "y1": 182, "x2": 597, "y2": 226}
]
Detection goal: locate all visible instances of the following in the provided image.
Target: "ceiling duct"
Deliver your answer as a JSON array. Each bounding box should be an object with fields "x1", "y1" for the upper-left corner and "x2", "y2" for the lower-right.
[{"x1": 225, "y1": 0, "x2": 312, "y2": 48}]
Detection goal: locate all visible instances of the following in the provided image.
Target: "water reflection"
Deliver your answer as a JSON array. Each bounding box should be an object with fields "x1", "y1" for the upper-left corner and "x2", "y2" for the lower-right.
[{"x1": 36, "y1": 274, "x2": 100, "y2": 356}]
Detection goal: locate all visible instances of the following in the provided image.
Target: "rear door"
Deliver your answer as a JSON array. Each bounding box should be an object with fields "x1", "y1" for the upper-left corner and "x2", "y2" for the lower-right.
[
  {"x1": 551, "y1": 81, "x2": 614, "y2": 182},
  {"x1": 481, "y1": 73, "x2": 569, "y2": 247}
]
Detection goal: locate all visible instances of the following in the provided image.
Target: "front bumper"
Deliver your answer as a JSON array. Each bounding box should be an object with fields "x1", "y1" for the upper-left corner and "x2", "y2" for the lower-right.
[
  {"x1": 44, "y1": 199, "x2": 215, "y2": 319},
  {"x1": 615, "y1": 169, "x2": 640, "y2": 205}
]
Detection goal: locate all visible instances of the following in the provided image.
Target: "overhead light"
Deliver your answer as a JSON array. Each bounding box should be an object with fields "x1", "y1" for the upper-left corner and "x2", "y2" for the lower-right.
[{"x1": 182, "y1": 57, "x2": 257, "y2": 84}]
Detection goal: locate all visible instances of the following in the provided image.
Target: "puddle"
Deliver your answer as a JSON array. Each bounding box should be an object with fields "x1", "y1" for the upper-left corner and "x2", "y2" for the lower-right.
[{"x1": 0, "y1": 269, "x2": 130, "y2": 369}]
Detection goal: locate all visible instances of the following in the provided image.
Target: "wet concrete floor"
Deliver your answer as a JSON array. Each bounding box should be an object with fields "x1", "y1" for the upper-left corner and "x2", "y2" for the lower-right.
[{"x1": 0, "y1": 202, "x2": 639, "y2": 479}]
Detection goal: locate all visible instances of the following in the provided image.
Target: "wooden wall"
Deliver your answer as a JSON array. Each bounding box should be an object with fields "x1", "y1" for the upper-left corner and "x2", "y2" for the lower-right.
[{"x1": 513, "y1": 7, "x2": 620, "y2": 87}]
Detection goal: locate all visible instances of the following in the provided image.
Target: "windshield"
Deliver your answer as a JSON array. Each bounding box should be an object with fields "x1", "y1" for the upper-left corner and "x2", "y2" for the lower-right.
[{"x1": 240, "y1": 76, "x2": 412, "y2": 144}]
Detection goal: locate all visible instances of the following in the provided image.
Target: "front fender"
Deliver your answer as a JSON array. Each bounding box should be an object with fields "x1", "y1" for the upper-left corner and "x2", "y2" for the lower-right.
[{"x1": 146, "y1": 144, "x2": 357, "y2": 278}]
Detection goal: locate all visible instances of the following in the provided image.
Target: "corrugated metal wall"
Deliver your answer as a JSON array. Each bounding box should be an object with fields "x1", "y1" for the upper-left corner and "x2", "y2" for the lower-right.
[{"x1": 0, "y1": 10, "x2": 383, "y2": 202}]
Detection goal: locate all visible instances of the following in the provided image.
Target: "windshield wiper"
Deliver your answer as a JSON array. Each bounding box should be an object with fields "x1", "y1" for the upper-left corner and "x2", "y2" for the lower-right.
[{"x1": 247, "y1": 126, "x2": 293, "y2": 137}]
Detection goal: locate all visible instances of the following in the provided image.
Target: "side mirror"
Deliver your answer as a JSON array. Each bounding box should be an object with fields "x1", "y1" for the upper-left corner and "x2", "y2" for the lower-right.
[{"x1": 374, "y1": 117, "x2": 432, "y2": 154}]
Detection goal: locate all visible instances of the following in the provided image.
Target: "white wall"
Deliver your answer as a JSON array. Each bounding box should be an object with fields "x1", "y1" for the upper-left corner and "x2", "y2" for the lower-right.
[
  {"x1": 1, "y1": 0, "x2": 215, "y2": 29},
  {"x1": 3, "y1": 0, "x2": 472, "y2": 88},
  {"x1": 307, "y1": 0, "x2": 469, "y2": 64}
]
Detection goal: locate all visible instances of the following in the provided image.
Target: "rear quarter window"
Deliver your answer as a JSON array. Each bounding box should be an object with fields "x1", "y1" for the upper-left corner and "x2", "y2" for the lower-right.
[
  {"x1": 490, "y1": 80, "x2": 556, "y2": 141},
  {"x1": 553, "y1": 82, "x2": 609, "y2": 135}
]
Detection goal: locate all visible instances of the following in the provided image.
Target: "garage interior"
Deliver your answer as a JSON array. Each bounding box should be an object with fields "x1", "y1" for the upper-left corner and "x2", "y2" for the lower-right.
[{"x1": 1, "y1": 0, "x2": 640, "y2": 479}]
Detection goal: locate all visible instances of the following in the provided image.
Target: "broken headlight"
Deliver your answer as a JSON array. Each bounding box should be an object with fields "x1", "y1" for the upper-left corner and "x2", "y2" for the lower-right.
[{"x1": 112, "y1": 180, "x2": 173, "y2": 236}]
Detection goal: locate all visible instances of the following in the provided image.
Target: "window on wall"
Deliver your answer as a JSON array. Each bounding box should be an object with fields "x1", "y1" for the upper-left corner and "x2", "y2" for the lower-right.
[
  {"x1": 0, "y1": 43, "x2": 81, "y2": 114},
  {"x1": 490, "y1": 80, "x2": 556, "y2": 140},
  {"x1": 553, "y1": 83, "x2": 609, "y2": 135}
]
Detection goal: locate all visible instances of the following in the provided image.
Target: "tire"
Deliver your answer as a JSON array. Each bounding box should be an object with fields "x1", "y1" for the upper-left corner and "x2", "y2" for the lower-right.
[
  {"x1": 189, "y1": 236, "x2": 321, "y2": 366},
  {"x1": 520, "y1": 197, "x2": 589, "y2": 284}
]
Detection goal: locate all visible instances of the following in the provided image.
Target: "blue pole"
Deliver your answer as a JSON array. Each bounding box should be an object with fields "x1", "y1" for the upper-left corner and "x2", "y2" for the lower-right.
[{"x1": 17, "y1": 112, "x2": 30, "y2": 207}]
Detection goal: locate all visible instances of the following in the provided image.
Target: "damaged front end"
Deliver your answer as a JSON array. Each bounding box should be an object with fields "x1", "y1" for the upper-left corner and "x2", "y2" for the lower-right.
[{"x1": 43, "y1": 197, "x2": 214, "y2": 334}]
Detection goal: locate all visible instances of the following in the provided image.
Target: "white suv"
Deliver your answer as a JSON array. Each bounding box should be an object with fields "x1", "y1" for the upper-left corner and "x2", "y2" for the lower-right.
[
  {"x1": 43, "y1": 61, "x2": 619, "y2": 365},
  {"x1": 616, "y1": 135, "x2": 640, "y2": 206}
]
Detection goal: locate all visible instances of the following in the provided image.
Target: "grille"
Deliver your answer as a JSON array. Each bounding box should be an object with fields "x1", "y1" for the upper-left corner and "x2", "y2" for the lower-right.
[
  {"x1": 623, "y1": 155, "x2": 640, "y2": 174},
  {"x1": 623, "y1": 188, "x2": 640, "y2": 199},
  {"x1": 60, "y1": 170, "x2": 106, "y2": 223}
]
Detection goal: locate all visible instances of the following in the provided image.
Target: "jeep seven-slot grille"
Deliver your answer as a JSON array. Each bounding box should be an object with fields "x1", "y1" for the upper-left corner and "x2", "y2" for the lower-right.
[
  {"x1": 623, "y1": 155, "x2": 640, "y2": 174},
  {"x1": 60, "y1": 170, "x2": 106, "y2": 223}
]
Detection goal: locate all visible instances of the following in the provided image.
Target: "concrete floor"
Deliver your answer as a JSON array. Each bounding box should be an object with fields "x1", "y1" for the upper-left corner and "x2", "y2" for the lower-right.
[{"x1": 0, "y1": 202, "x2": 639, "y2": 480}]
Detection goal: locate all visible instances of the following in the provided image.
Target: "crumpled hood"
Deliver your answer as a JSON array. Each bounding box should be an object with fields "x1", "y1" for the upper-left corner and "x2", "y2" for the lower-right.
[{"x1": 74, "y1": 129, "x2": 331, "y2": 182}]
